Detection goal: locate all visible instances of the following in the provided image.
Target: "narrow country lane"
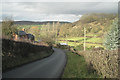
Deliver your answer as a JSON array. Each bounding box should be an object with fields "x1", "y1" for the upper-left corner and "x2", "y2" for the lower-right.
[{"x1": 3, "y1": 48, "x2": 67, "y2": 78}]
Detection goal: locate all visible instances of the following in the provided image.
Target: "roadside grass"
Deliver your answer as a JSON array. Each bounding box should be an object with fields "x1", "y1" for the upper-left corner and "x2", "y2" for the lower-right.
[{"x1": 62, "y1": 51, "x2": 99, "y2": 78}]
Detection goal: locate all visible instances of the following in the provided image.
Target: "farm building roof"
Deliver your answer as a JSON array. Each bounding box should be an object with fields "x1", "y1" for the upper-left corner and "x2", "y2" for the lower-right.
[
  {"x1": 17, "y1": 31, "x2": 26, "y2": 36},
  {"x1": 26, "y1": 34, "x2": 34, "y2": 39}
]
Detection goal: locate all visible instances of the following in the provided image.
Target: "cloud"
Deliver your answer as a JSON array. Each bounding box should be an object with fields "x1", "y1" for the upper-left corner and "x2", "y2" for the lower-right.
[
  {"x1": 2, "y1": 0, "x2": 119, "y2": 2},
  {"x1": 41, "y1": 14, "x2": 82, "y2": 22},
  {"x1": 13, "y1": 2, "x2": 118, "y2": 14},
  {"x1": 1, "y1": 2, "x2": 118, "y2": 22}
]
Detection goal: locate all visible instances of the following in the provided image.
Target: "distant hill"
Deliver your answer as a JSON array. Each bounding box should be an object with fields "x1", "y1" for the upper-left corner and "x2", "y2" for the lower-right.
[
  {"x1": 14, "y1": 21, "x2": 71, "y2": 25},
  {"x1": 58, "y1": 13, "x2": 117, "y2": 37}
]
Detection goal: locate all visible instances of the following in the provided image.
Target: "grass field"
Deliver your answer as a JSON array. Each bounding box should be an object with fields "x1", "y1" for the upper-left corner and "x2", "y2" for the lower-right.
[
  {"x1": 86, "y1": 33, "x2": 98, "y2": 37},
  {"x1": 86, "y1": 38, "x2": 103, "y2": 43},
  {"x1": 58, "y1": 37, "x2": 84, "y2": 41},
  {"x1": 62, "y1": 51, "x2": 99, "y2": 78},
  {"x1": 58, "y1": 37, "x2": 103, "y2": 43},
  {"x1": 57, "y1": 37, "x2": 104, "y2": 48},
  {"x1": 16, "y1": 25, "x2": 42, "y2": 30}
]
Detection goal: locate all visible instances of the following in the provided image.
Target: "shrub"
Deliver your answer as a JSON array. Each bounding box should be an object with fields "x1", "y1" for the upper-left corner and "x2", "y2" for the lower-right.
[
  {"x1": 83, "y1": 49, "x2": 118, "y2": 78},
  {"x1": 2, "y1": 17, "x2": 18, "y2": 38}
]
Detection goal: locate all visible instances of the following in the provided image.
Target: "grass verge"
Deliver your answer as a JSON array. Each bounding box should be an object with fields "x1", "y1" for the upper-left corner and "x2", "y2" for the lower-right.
[{"x1": 62, "y1": 51, "x2": 99, "y2": 78}]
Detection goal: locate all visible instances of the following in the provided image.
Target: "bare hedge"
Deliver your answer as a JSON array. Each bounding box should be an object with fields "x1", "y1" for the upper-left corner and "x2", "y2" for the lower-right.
[{"x1": 80, "y1": 50, "x2": 118, "y2": 78}]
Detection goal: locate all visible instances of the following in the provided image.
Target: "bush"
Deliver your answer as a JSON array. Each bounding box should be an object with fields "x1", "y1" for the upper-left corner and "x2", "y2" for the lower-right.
[
  {"x1": 2, "y1": 17, "x2": 18, "y2": 38},
  {"x1": 41, "y1": 36, "x2": 55, "y2": 46},
  {"x1": 83, "y1": 49, "x2": 118, "y2": 78}
]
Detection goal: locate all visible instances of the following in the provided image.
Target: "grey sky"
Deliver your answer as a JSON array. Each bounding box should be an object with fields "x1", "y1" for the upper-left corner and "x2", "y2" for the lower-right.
[
  {"x1": 2, "y1": 0, "x2": 119, "y2": 2},
  {"x1": 1, "y1": 1, "x2": 118, "y2": 22}
]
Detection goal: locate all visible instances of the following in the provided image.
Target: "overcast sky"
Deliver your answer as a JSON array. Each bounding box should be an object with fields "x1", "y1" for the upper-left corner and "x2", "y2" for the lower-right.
[{"x1": 1, "y1": 0, "x2": 118, "y2": 22}]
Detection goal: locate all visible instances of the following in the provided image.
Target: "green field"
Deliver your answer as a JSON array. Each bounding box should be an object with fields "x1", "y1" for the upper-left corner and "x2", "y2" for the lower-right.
[
  {"x1": 62, "y1": 51, "x2": 99, "y2": 78},
  {"x1": 58, "y1": 37, "x2": 103, "y2": 42},
  {"x1": 86, "y1": 33, "x2": 98, "y2": 37},
  {"x1": 86, "y1": 38, "x2": 103, "y2": 43},
  {"x1": 16, "y1": 25, "x2": 43, "y2": 30},
  {"x1": 58, "y1": 37, "x2": 84, "y2": 41},
  {"x1": 57, "y1": 37, "x2": 104, "y2": 48}
]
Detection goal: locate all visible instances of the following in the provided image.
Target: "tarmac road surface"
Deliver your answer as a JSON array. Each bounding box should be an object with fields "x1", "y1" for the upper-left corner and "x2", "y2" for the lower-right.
[{"x1": 3, "y1": 48, "x2": 67, "y2": 78}]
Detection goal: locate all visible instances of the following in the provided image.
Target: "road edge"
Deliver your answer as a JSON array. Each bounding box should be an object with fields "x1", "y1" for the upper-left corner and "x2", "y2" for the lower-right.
[
  {"x1": 58, "y1": 49, "x2": 68, "y2": 78},
  {"x1": 3, "y1": 50, "x2": 54, "y2": 73}
]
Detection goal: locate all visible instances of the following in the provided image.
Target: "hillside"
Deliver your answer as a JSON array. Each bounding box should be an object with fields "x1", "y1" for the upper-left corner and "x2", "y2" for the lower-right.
[
  {"x1": 14, "y1": 21, "x2": 71, "y2": 25},
  {"x1": 14, "y1": 13, "x2": 117, "y2": 45},
  {"x1": 58, "y1": 13, "x2": 117, "y2": 38}
]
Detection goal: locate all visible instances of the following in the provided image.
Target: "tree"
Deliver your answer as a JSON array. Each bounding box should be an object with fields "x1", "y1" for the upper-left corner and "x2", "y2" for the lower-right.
[
  {"x1": 27, "y1": 26, "x2": 40, "y2": 40},
  {"x1": 104, "y1": 18, "x2": 119, "y2": 50},
  {"x1": 2, "y1": 17, "x2": 18, "y2": 38}
]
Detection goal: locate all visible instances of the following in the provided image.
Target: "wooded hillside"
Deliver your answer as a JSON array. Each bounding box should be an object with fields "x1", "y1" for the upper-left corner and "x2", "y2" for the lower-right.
[{"x1": 58, "y1": 13, "x2": 117, "y2": 38}]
